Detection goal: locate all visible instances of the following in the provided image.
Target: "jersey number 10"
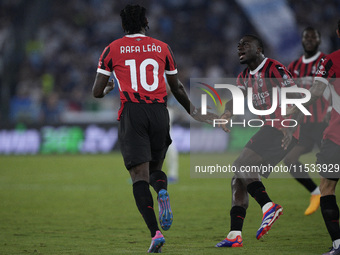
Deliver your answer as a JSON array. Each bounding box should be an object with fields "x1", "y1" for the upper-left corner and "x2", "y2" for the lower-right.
[{"x1": 125, "y1": 58, "x2": 159, "y2": 92}]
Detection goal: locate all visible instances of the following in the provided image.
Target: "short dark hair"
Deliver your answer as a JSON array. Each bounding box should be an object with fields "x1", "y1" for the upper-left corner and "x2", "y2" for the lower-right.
[
  {"x1": 244, "y1": 34, "x2": 264, "y2": 54},
  {"x1": 338, "y1": 19, "x2": 340, "y2": 32},
  {"x1": 302, "y1": 26, "x2": 321, "y2": 38},
  {"x1": 120, "y1": 4, "x2": 149, "y2": 34}
]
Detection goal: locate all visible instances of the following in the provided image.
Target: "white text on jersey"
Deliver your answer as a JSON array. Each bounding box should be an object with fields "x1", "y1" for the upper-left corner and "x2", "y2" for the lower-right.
[{"x1": 120, "y1": 44, "x2": 162, "y2": 54}]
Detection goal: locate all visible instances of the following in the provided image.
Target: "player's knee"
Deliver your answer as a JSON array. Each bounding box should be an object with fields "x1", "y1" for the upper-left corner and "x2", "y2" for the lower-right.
[
  {"x1": 150, "y1": 160, "x2": 164, "y2": 172},
  {"x1": 320, "y1": 178, "x2": 337, "y2": 196}
]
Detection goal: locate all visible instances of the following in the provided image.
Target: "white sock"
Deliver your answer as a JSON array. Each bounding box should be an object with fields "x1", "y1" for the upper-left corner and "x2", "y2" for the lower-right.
[
  {"x1": 311, "y1": 186, "x2": 320, "y2": 195},
  {"x1": 333, "y1": 239, "x2": 340, "y2": 249},
  {"x1": 262, "y1": 202, "x2": 274, "y2": 214},
  {"x1": 227, "y1": 231, "x2": 242, "y2": 239}
]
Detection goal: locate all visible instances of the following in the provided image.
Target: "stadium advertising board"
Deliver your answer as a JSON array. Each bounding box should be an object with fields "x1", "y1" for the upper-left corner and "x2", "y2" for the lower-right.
[{"x1": 0, "y1": 124, "x2": 231, "y2": 155}]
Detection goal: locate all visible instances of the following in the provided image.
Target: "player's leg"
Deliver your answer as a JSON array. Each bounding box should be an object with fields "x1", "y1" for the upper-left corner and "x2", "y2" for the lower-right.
[
  {"x1": 149, "y1": 160, "x2": 173, "y2": 231},
  {"x1": 285, "y1": 144, "x2": 318, "y2": 192},
  {"x1": 317, "y1": 139, "x2": 340, "y2": 254},
  {"x1": 285, "y1": 122, "x2": 323, "y2": 215},
  {"x1": 233, "y1": 147, "x2": 283, "y2": 239},
  {"x1": 284, "y1": 144, "x2": 320, "y2": 215},
  {"x1": 320, "y1": 177, "x2": 340, "y2": 254},
  {"x1": 240, "y1": 126, "x2": 292, "y2": 240},
  {"x1": 148, "y1": 104, "x2": 173, "y2": 233},
  {"x1": 217, "y1": 145, "x2": 281, "y2": 246},
  {"x1": 233, "y1": 146, "x2": 274, "y2": 208},
  {"x1": 216, "y1": 176, "x2": 248, "y2": 247},
  {"x1": 150, "y1": 160, "x2": 167, "y2": 193},
  {"x1": 129, "y1": 162, "x2": 162, "y2": 240},
  {"x1": 130, "y1": 162, "x2": 166, "y2": 253},
  {"x1": 119, "y1": 103, "x2": 165, "y2": 253}
]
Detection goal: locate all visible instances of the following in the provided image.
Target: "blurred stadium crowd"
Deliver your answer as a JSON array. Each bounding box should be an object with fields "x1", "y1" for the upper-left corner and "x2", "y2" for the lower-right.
[{"x1": 0, "y1": 0, "x2": 340, "y2": 125}]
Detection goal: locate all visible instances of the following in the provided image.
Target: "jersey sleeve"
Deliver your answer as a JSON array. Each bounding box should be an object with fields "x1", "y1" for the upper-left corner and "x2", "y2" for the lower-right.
[
  {"x1": 315, "y1": 57, "x2": 336, "y2": 85},
  {"x1": 164, "y1": 45, "x2": 178, "y2": 75},
  {"x1": 271, "y1": 64, "x2": 296, "y2": 88},
  {"x1": 97, "y1": 46, "x2": 112, "y2": 76}
]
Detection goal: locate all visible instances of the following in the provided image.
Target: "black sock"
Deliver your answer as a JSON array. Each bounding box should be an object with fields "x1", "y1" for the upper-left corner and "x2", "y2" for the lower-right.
[
  {"x1": 149, "y1": 170, "x2": 167, "y2": 194},
  {"x1": 247, "y1": 181, "x2": 272, "y2": 208},
  {"x1": 290, "y1": 162, "x2": 317, "y2": 192},
  {"x1": 320, "y1": 195, "x2": 340, "y2": 241},
  {"x1": 132, "y1": 181, "x2": 159, "y2": 237},
  {"x1": 294, "y1": 178, "x2": 318, "y2": 193},
  {"x1": 230, "y1": 206, "x2": 246, "y2": 231}
]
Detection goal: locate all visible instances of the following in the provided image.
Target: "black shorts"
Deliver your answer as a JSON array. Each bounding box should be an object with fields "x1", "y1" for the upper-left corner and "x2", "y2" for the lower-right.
[
  {"x1": 298, "y1": 122, "x2": 327, "y2": 153},
  {"x1": 118, "y1": 102, "x2": 172, "y2": 170},
  {"x1": 316, "y1": 139, "x2": 340, "y2": 181},
  {"x1": 245, "y1": 125, "x2": 297, "y2": 168}
]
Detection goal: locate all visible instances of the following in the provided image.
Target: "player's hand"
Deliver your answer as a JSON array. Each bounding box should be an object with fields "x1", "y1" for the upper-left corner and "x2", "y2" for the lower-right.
[
  {"x1": 190, "y1": 107, "x2": 219, "y2": 125},
  {"x1": 103, "y1": 80, "x2": 115, "y2": 96},
  {"x1": 218, "y1": 110, "x2": 232, "y2": 133},
  {"x1": 280, "y1": 127, "x2": 293, "y2": 150}
]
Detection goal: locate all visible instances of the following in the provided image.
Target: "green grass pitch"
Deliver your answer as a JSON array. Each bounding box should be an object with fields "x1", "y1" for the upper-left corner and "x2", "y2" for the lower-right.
[{"x1": 0, "y1": 152, "x2": 338, "y2": 254}]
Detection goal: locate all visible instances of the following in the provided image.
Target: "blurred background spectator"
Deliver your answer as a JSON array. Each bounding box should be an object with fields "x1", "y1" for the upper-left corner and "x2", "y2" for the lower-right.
[{"x1": 1, "y1": 0, "x2": 340, "y2": 126}]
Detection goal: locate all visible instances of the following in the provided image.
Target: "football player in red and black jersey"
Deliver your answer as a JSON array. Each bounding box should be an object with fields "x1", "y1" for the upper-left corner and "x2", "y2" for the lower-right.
[
  {"x1": 284, "y1": 27, "x2": 329, "y2": 216},
  {"x1": 216, "y1": 35, "x2": 302, "y2": 248},
  {"x1": 92, "y1": 4, "x2": 216, "y2": 253},
  {"x1": 287, "y1": 21, "x2": 340, "y2": 255}
]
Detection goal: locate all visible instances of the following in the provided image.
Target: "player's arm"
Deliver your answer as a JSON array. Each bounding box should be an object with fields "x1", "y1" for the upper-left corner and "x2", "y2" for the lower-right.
[
  {"x1": 166, "y1": 74, "x2": 218, "y2": 124},
  {"x1": 281, "y1": 82, "x2": 327, "y2": 150},
  {"x1": 218, "y1": 86, "x2": 246, "y2": 132},
  {"x1": 281, "y1": 79, "x2": 327, "y2": 150},
  {"x1": 166, "y1": 74, "x2": 191, "y2": 113},
  {"x1": 307, "y1": 80, "x2": 328, "y2": 107},
  {"x1": 286, "y1": 80, "x2": 327, "y2": 115},
  {"x1": 92, "y1": 73, "x2": 115, "y2": 98}
]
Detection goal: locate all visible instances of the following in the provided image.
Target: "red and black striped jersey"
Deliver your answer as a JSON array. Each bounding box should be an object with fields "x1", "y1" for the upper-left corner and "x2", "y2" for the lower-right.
[
  {"x1": 97, "y1": 34, "x2": 177, "y2": 120},
  {"x1": 237, "y1": 58, "x2": 297, "y2": 133},
  {"x1": 315, "y1": 49, "x2": 340, "y2": 145},
  {"x1": 288, "y1": 51, "x2": 329, "y2": 123}
]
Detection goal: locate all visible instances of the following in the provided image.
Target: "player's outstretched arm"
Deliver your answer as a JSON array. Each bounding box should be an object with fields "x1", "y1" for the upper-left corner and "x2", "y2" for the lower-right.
[
  {"x1": 218, "y1": 88, "x2": 246, "y2": 132},
  {"x1": 166, "y1": 74, "x2": 218, "y2": 124},
  {"x1": 286, "y1": 80, "x2": 327, "y2": 116},
  {"x1": 92, "y1": 73, "x2": 115, "y2": 98}
]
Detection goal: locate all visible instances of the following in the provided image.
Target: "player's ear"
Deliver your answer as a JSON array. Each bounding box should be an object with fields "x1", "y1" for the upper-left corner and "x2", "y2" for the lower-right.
[
  {"x1": 144, "y1": 17, "x2": 149, "y2": 31},
  {"x1": 336, "y1": 29, "x2": 340, "y2": 38},
  {"x1": 257, "y1": 47, "x2": 262, "y2": 55}
]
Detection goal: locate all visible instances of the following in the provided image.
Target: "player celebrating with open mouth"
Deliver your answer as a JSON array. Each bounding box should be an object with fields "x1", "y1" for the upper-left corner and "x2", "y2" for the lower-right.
[{"x1": 216, "y1": 34, "x2": 303, "y2": 248}]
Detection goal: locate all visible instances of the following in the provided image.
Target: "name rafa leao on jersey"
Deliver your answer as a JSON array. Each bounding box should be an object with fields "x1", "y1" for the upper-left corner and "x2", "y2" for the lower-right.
[{"x1": 120, "y1": 44, "x2": 162, "y2": 54}]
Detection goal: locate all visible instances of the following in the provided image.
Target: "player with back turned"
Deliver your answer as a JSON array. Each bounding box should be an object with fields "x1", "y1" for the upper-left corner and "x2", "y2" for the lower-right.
[
  {"x1": 92, "y1": 4, "x2": 215, "y2": 253},
  {"x1": 287, "y1": 20, "x2": 340, "y2": 255},
  {"x1": 216, "y1": 34, "x2": 303, "y2": 248},
  {"x1": 284, "y1": 27, "x2": 329, "y2": 216}
]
